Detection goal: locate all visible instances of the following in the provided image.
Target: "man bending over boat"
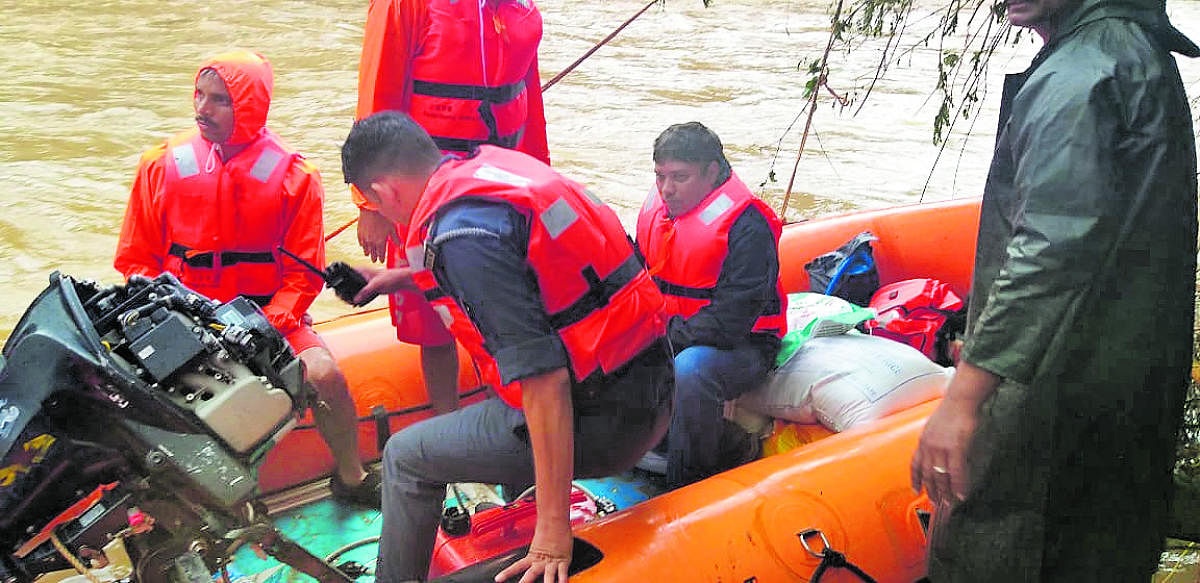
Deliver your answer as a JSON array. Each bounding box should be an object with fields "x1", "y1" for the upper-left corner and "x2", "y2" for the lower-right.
[
  {"x1": 341, "y1": 111, "x2": 673, "y2": 583},
  {"x1": 635, "y1": 122, "x2": 787, "y2": 488},
  {"x1": 910, "y1": 0, "x2": 1198, "y2": 579},
  {"x1": 113, "y1": 50, "x2": 380, "y2": 507}
]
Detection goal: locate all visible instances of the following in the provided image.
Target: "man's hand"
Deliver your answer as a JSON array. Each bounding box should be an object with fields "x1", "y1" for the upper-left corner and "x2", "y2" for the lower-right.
[
  {"x1": 352, "y1": 265, "x2": 416, "y2": 305},
  {"x1": 357, "y1": 207, "x2": 398, "y2": 263},
  {"x1": 910, "y1": 361, "x2": 1000, "y2": 506},
  {"x1": 495, "y1": 520, "x2": 573, "y2": 583}
]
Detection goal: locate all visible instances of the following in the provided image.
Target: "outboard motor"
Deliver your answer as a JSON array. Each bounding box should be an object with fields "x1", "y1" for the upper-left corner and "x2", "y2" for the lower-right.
[{"x1": 0, "y1": 273, "x2": 350, "y2": 583}]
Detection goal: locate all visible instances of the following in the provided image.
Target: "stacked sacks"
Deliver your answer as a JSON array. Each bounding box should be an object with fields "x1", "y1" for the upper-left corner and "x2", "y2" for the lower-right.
[{"x1": 737, "y1": 293, "x2": 951, "y2": 436}]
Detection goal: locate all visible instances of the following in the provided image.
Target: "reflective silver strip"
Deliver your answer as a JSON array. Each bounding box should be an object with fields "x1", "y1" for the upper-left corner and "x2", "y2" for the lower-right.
[
  {"x1": 540, "y1": 198, "x2": 579, "y2": 240},
  {"x1": 641, "y1": 188, "x2": 657, "y2": 213},
  {"x1": 473, "y1": 164, "x2": 532, "y2": 187},
  {"x1": 406, "y1": 245, "x2": 426, "y2": 271},
  {"x1": 698, "y1": 193, "x2": 734, "y2": 225},
  {"x1": 249, "y1": 148, "x2": 284, "y2": 183},
  {"x1": 433, "y1": 304, "x2": 454, "y2": 328},
  {"x1": 172, "y1": 145, "x2": 200, "y2": 179},
  {"x1": 583, "y1": 188, "x2": 604, "y2": 206}
]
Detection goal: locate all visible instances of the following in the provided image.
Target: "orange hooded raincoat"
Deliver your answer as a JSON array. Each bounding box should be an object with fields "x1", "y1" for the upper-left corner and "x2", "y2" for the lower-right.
[{"x1": 114, "y1": 51, "x2": 326, "y2": 343}]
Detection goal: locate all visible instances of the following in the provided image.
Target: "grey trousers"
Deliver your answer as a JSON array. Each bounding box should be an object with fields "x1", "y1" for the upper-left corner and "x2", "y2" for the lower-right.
[{"x1": 375, "y1": 352, "x2": 672, "y2": 582}]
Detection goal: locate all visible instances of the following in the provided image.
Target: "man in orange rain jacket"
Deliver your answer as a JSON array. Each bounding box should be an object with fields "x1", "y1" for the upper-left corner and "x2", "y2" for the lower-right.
[
  {"x1": 350, "y1": 0, "x2": 551, "y2": 416},
  {"x1": 114, "y1": 50, "x2": 379, "y2": 506}
]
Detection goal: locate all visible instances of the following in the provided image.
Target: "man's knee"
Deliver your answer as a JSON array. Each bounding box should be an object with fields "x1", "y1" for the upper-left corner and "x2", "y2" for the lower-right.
[
  {"x1": 298, "y1": 347, "x2": 347, "y2": 393},
  {"x1": 382, "y1": 425, "x2": 427, "y2": 479},
  {"x1": 673, "y1": 346, "x2": 722, "y2": 392}
]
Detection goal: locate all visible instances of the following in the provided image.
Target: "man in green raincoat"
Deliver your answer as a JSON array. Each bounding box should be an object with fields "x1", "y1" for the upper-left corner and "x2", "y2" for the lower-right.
[{"x1": 910, "y1": 0, "x2": 1199, "y2": 578}]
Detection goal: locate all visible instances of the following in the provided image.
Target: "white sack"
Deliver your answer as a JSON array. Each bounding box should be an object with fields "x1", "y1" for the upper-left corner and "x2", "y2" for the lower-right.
[{"x1": 738, "y1": 334, "x2": 951, "y2": 432}]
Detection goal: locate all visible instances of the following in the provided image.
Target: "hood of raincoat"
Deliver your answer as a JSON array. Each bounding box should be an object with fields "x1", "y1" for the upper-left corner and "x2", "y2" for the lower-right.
[
  {"x1": 1052, "y1": 0, "x2": 1199, "y2": 56},
  {"x1": 196, "y1": 50, "x2": 274, "y2": 145}
]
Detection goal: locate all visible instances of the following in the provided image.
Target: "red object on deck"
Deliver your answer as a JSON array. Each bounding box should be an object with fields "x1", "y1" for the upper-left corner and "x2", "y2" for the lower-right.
[{"x1": 428, "y1": 486, "x2": 599, "y2": 579}]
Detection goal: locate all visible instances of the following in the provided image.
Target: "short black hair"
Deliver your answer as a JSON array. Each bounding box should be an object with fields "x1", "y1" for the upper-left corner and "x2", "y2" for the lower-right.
[
  {"x1": 652, "y1": 122, "x2": 732, "y2": 185},
  {"x1": 341, "y1": 111, "x2": 441, "y2": 187}
]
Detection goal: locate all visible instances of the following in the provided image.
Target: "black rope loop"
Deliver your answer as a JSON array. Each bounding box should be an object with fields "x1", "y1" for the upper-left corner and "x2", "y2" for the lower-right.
[
  {"x1": 812, "y1": 548, "x2": 878, "y2": 583},
  {"x1": 802, "y1": 530, "x2": 879, "y2": 583}
]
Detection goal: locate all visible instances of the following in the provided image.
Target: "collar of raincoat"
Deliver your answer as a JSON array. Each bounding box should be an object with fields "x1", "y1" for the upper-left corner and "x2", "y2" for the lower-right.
[
  {"x1": 1049, "y1": 0, "x2": 1200, "y2": 56},
  {"x1": 196, "y1": 50, "x2": 274, "y2": 146}
]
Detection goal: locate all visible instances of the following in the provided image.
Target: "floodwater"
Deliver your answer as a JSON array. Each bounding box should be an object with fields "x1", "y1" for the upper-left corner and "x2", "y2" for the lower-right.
[
  {"x1": 0, "y1": 0, "x2": 1199, "y2": 338},
  {"x1": 5, "y1": 0, "x2": 1200, "y2": 578}
]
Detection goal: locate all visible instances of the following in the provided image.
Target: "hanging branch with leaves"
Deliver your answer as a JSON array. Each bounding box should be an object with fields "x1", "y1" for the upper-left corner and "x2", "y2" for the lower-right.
[
  {"x1": 776, "y1": 0, "x2": 851, "y2": 223},
  {"x1": 765, "y1": 0, "x2": 1012, "y2": 219}
]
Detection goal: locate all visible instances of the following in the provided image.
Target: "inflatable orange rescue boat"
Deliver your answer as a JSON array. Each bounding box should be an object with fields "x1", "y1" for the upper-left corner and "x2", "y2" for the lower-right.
[{"x1": 261, "y1": 197, "x2": 983, "y2": 582}]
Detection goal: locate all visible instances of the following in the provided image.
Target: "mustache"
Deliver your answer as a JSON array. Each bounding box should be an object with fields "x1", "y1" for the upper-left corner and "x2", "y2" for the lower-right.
[{"x1": 195, "y1": 115, "x2": 216, "y2": 126}]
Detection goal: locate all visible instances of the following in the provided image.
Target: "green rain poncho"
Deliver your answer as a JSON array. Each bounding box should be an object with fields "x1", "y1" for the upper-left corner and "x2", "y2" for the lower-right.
[{"x1": 927, "y1": 0, "x2": 1199, "y2": 580}]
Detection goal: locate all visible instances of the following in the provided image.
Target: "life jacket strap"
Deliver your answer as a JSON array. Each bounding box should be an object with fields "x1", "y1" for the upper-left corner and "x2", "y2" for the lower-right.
[
  {"x1": 411, "y1": 79, "x2": 527, "y2": 103},
  {"x1": 652, "y1": 276, "x2": 714, "y2": 300},
  {"x1": 412, "y1": 79, "x2": 527, "y2": 151},
  {"x1": 422, "y1": 254, "x2": 644, "y2": 333},
  {"x1": 547, "y1": 254, "x2": 644, "y2": 331},
  {"x1": 431, "y1": 132, "x2": 522, "y2": 154},
  {"x1": 168, "y1": 243, "x2": 275, "y2": 269}
]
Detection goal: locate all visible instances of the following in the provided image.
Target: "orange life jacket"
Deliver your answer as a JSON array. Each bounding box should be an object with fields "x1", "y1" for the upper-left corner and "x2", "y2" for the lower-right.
[
  {"x1": 161, "y1": 128, "x2": 296, "y2": 305},
  {"x1": 636, "y1": 173, "x2": 788, "y2": 338},
  {"x1": 404, "y1": 146, "x2": 667, "y2": 408},
  {"x1": 408, "y1": 0, "x2": 541, "y2": 154}
]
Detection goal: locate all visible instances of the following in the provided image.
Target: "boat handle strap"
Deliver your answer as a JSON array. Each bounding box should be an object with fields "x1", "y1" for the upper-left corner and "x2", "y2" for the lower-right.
[{"x1": 798, "y1": 528, "x2": 879, "y2": 583}]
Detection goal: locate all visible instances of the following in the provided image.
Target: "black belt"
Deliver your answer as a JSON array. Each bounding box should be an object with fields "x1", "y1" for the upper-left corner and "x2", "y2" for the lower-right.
[
  {"x1": 169, "y1": 243, "x2": 275, "y2": 269},
  {"x1": 412, "y1": 79, "x2": 526, "y2": 103}
]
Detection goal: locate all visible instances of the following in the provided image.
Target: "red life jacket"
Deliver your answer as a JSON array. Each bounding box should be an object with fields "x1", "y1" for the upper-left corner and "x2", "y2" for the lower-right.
[
  {"x1": 404, "y1": 146, "x2": 667, "y2": 408},
  {"x1": 635, "y1": 173, "x2": 788, "y2": 338},
  {"x1": 408, "y1": 0, "x2": 541, "y2": 155},
  {"x1": 160, "y1": 128, "x2": 295, "y2": 305}
]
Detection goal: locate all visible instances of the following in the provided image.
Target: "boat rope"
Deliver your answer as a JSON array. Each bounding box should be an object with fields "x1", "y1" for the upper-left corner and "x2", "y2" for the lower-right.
[
  {"x1": 799, "y1": 528, "x2": 878, "y2": 583},
  {"x1": 325, "y1": 216, "x2": 358, "y2": 242},
  {"x1": 810, "y1": 548, "x2": 878, "y2": 583},
  {"x1": 541, "y1": 0, "x2": 660, "y2": 92},
  {"x1": 330, "y1": 0, "x2": 661, "y2": 243},
  {"x1": 49, "y1": 532, "x2": 103, "y2": 583}
]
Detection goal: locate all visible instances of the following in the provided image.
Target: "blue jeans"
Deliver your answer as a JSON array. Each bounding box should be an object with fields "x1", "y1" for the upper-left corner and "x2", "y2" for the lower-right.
[
  {"x1": 375, "y1": 348, "x2": 672, "y2": 582},
  {"x1": 667, "y1": 344, "x2": 771, "y2": 487}
]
